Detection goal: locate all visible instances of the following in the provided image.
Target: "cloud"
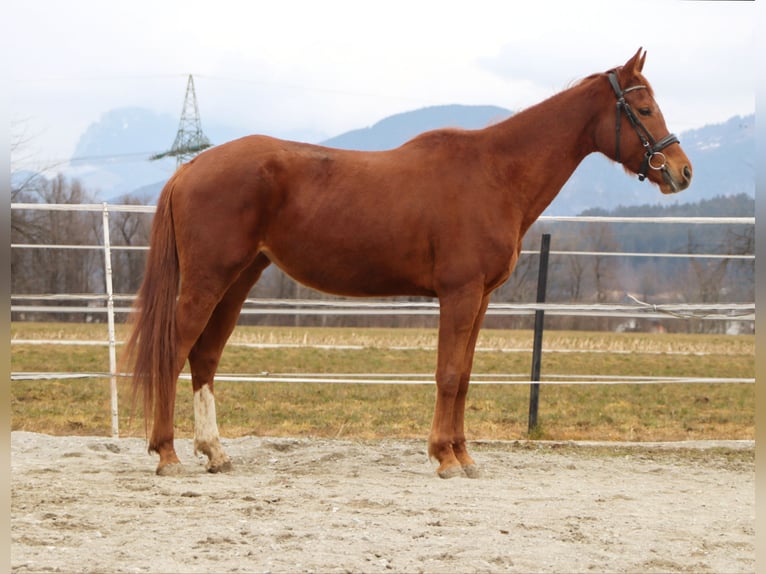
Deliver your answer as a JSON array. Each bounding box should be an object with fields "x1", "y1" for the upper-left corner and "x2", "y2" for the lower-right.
[{"x1": 8, "y1": 0, "x2": 756, "y2": 164}]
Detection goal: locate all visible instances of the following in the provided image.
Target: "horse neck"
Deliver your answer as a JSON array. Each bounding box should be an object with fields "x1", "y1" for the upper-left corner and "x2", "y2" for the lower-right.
[{"x1": 485, "y1": 77, "x2": 606, "y2": 230}]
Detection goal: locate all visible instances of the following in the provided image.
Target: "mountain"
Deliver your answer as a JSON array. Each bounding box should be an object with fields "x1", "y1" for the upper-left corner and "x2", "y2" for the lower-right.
[
  {"x1": 547, "y1": 114, "x2": 754, "y2": 215},
  {"x1": 321, "y1": 104, "x2": 511, "y2": 151},
  {"x1": 89, "y1": 104, "x2": 513, "y2": 202},
  {"x1": 321, "y1": 108, "x2": 754, "y2": 214},
  {"x1": 67, "y1": 107, "x2": 320, "y2": 200},
  {"x1": 65, "y1": 105, "x2": 752, "y2": 214},
  {"x1": 66, "y1": 107, "x2": 178, "y2": 197}
]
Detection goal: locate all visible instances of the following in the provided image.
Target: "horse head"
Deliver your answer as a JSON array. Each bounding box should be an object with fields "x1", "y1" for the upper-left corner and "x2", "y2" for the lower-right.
[{"x1": 594, "y1": 48, "x2": 692, "y2": 194}]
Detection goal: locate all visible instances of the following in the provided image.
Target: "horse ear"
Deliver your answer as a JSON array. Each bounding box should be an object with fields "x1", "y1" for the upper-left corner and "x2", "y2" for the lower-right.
[
  {"x1": 637, "y1": 49, "x2": 647, "y2": 72},
  {"x1": 620, "y1": 48, "x2": 646, "y2": 81}
]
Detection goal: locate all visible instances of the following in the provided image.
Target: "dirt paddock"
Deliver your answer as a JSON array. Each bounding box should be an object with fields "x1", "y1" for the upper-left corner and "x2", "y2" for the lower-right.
[{"x1": 11, "y1": 431, "x2": 754, "y2": 573}]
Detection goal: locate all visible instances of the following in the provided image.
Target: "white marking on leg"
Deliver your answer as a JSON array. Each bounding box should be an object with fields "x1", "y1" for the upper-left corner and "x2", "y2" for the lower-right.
[
  {"x1": 193, "y1": 384, "x2": 230, "y2": 470},
  {"x1": 194, "y1": 384, "x2": 219, "y2": 453}
]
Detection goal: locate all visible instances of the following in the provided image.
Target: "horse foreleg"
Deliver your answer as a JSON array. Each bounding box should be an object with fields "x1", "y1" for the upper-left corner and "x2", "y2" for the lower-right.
[
  {"x1": 449, "y1": 294, "x2": 490, "y2": 478},
  {"x1": 188, "y1": 255, "x2": 270, "y2": 473},
  {"x1": 430, "y1": 284, "x2": 486, "y2": 478}
]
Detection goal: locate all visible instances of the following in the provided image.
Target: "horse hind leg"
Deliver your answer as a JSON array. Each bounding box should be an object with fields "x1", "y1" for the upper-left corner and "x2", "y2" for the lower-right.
[
  {"x1": 151, "y1": 280, "x2": 230, "y2": 476},
  {"x1": 188, "y1": 254, "x2": 270, "y2": 473},
  {"x1": 151, "y1": 255, "x2": 263, "y2": 476}
]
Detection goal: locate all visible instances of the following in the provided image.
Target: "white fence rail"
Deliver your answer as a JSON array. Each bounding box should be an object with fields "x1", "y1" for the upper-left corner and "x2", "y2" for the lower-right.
[{"x1": 10, "y1": 203, "x2": 756, "y2": 437}]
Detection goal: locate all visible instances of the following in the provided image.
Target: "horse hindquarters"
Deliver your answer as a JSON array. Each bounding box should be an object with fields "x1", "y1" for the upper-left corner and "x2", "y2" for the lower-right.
[{"x1": 125, "y1": 166, "x2": 266, "y2": 475}]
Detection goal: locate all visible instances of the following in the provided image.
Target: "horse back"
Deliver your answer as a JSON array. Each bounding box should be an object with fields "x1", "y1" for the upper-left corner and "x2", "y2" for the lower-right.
[{"x1": 169, "y1": 134, "x2": 520, "y2": 297}]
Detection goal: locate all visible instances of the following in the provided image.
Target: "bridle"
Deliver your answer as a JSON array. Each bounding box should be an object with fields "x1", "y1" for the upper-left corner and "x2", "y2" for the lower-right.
[{"x1": 607, "y1": 71, "x2": 679, "y2": 182}]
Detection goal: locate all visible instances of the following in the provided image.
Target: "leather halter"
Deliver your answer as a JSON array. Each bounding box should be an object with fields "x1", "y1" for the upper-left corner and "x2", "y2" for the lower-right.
[{"x1": 607, "y1": 71, "x2": 679, "y2": 182}]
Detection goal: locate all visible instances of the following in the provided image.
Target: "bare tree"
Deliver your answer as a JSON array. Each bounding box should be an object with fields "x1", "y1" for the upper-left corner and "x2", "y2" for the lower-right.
[
  {"x1": 492, "y1": 250, "x2": 539, "y2": 330},
  {"x1": 723, "y1": 226, "x2": 755, "y2": 302},
  {"x1": 109, "y1": 195, "x2": 152, "y2": 295},
  {"x1": 682, "y1": 227, "x2": 754, "y2": 334},
  {"x1": 11, "y1": 175, "x2": 100, "y2": 321}
]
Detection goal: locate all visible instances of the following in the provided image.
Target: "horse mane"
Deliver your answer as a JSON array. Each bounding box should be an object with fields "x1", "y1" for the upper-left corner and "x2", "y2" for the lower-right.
[{"x1": 578, "y1": 67, "x2": 655, "y2": 97}]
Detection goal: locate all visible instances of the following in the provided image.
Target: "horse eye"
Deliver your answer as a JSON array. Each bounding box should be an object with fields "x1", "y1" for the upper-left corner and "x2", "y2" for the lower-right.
[{"x1": 638, "y1": 107, "x2": 652, "y2": 117}]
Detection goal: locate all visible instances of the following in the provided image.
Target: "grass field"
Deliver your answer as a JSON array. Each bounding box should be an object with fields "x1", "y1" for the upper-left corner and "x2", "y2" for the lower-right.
[{"x1": 10, "y1": 322, "x2": 755, "y2": 442}]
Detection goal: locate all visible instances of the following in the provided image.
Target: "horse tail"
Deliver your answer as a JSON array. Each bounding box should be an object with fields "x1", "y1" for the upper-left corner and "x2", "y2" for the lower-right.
[{"x1": 122, "y1": 171, "x2": 181, "y2": 441}]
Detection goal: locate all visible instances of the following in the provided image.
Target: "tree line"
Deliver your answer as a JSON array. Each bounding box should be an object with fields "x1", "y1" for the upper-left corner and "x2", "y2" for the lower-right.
[{"x1": 11, "y1": 172, "x2": 754, "y2": 334}]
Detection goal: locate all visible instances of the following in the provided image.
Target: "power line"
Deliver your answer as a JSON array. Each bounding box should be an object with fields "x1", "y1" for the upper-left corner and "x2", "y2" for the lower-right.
[
  {"x1": 13, "y1": 73, "x2": 190, "y2": 83},
  {"x1": 69, "y1": 151, "x2": 168, "y2": 163},
  {"x1": 11, "y1": 151, "x2": 177, "y2": 173},
  {"x1": 16, "y1": 71, "x2": 441, "y2": 106}
]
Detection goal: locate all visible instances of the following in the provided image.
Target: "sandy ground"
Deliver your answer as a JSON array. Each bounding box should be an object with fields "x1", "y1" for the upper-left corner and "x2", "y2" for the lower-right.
[{"x1": 11, "y1": 431, "x2": 754, "y2": 573}]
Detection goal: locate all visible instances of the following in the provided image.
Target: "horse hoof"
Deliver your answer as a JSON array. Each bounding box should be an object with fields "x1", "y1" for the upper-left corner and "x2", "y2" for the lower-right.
[
  {"x1": 463, "y1": 464, "x2": 481, "y2": 479},
  {"x1": 207, "y1": 459, "x2": 233, "y2": 473},
  {"x1": 437, "y1": 464, "x2": 466, "y2": 479},
  {"x1": 156, "y1": 462, "x2": 185, "y2": 476}
]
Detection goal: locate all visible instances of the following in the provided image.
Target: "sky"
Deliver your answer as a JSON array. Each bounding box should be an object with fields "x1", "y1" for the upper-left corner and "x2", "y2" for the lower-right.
[{"x1": 9, "y1": 0, "x2": 757, "y2": 172}]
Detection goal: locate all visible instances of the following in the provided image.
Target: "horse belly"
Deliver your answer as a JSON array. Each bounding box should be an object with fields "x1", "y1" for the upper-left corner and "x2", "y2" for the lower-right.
[{"x1": 261, "y1": 232, "x2": 436, "y2": 298}]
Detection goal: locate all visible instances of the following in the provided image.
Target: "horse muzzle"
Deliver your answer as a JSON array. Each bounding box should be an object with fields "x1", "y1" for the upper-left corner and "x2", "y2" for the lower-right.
[{"x1": 660, "y1": 161, "x2": 692, "y2": 194}]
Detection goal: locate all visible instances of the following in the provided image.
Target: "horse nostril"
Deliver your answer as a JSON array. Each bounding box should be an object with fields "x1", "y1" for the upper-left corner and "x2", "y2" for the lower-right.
[{"x1": 683, "y1": 165, "x2": 692, "y2": 182}]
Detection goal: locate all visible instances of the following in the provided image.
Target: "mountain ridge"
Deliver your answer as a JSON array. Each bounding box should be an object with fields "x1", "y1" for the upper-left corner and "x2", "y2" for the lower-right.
[{"x1": 67, "y1": 105, "x2": 753, "y2": 215}]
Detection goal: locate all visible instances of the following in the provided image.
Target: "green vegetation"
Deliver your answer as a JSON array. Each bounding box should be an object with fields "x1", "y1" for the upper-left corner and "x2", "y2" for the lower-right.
[{"x1": 11, "y1": 323, "x2": 754, "y2": 442}]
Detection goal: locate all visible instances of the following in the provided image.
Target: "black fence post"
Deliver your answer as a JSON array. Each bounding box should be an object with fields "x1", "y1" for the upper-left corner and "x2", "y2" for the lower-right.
[{"x1": 528, "y1": 233, "x2": 551, "y2": 435}]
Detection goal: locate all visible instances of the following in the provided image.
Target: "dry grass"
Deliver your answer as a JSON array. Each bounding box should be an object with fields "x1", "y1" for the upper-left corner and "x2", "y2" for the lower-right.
[{"x1": 10, "y1": 322, "x2": 754, "y2": 442}]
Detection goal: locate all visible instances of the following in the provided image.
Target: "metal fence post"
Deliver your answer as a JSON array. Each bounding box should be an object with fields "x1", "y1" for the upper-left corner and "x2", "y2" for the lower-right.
[
  {"x1": 528, "y1": 233, "x2": 551, "y2": 435},
  {"x1": 101, "y1": 203, "x2": 119, "y2": 437}
]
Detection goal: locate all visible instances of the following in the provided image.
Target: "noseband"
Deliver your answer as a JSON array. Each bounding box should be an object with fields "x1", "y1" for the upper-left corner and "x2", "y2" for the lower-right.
[{"x1": 607, "y1": 71, "x2": 679, "y2": 182}]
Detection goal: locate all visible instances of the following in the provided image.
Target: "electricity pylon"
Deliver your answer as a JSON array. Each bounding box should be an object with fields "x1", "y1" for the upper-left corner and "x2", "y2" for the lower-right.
[{"x1": 151, "y1": 75, "x2": 212, "y2": 167}]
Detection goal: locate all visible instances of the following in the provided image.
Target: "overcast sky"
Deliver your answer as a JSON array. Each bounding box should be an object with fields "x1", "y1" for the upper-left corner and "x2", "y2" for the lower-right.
[{"x1": 9, "y1": 0, "x2": 756, "y2": 170}]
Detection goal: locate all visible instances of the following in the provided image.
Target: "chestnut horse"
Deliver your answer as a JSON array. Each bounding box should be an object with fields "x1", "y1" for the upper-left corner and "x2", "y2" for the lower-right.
[{"x1": 124, "y1": 48, "x2": 691, "y2": 477}]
